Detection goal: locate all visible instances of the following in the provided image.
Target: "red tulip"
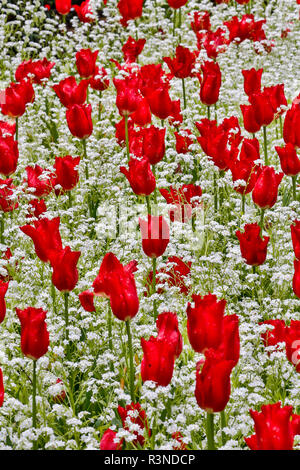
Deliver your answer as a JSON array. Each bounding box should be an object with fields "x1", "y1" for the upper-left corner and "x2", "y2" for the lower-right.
[
  {"x1": 52, "y1": 378, "x2": 66, "y2": 403},
  {"x1": 25, "y1": 165, "x2": 55, "y2": 198},
  {"x1": 66, "y1": 104, "x2": 93, "y2": 139},
  {"x1": 20, "y1": 217, "x2": 62, "y2": 264},
  {"x1": 215, "y1": 314, "x2": 240, "y2": 366},
  {"x1": 122, "y1": 36, "x2": 146, "y2": 63},
  {"x1": 0, "y1": 368, "x2": 4, "y2": 407},
  {"x1": 252, "y1": 166, "x2": 283, "y2": 209},
  {"x1": 114, "y1": 77, "x2": 141, "y2": 117},
  {"x1": 131, "y1": 96, "x2": 151, "y2": 126},
  {"x1": 139, "y1": 215, "x2": 170, "y2": 258},
  {"x1": 146, "y1": 86, "x2": 182, "y2": 123},
  {"x1": 225, "y1": 14, "x2": 266, "y2": 44},
  {"x1": 275, "y1": 143, "x2": 300, "y2": 176},
  {"x1": 242, "y1": 68, "x2": 263, "y2": 96},
  {"x1": 117, "y1": 0, "x2": 143, "y2": 27},
  {"x1": 118, "y1": 402, "x2": 150, "y2": 446},
  {"x1": 74, "y1": 0, "x2": 94, "y2": 23},
  {"x1": 16, "y1": 307, "x2": 49, "y2": 360},
  {"x1": 100, "y1": 429, "x2": 123, "y2": 450},
  {"x1": 55, "y1": 0, "x2": 71, "y2": 15},
  {"x1": 195, "y1": 349, "x2": 235, "y2": 413},
  {"x1": 249, "y1": 91, "x2": 275, "y2": 127},
  {"x1": 0, "y1": 178, "x2": 18, "y2": 212},
  {"x1": 156, "y1": 312, "x2": 183, "y2": 358},
  {"x1": 285, "y1": 320, "x2": 300, "y2": 371},
  {"x1": 142, "y1": 126, "x2": 166, "y2": 165},
  {"x1": 265, "y1": 84, "x2": 287, "y2": 118},
  {"x1": 89, "y1": 66, "x2": 109, "y2": 92},
  {"x1": 230, "y1": 147, "x2": 261, "y2": 195},
  {"x1": 51, "y1": 246, "x2": 81, "y2": 292},
  {"x1": 196, "y1": 28, "x2": 228, "y2": 59},
  {"x1": 163, "y1": 46, "x2": 197, "y2": 79},
  {"x1": 0, "y1": 136, "x2": 18, "y2": 177},
  {"x1": 120, "y1": 157, "x2": 156, "y2": 196},
  {"x1": 245, "y1": 403, "x2": 296, "y2": 450},
  {"x1": 283, "y1": 104, "x2": 300, "y2": 148},
  {"x1": 0, "y1": 120, "x2": 16, "y2": 137},
  {"x1": 199, "y1": 61, "x2": 221, "y2": 106},
  {"x1": 76, "y1": 49, "x2": 98, "y2": 79},
  {"x1": 191, "y1": 11, "x2": 211, "y2": 33},
  {"x1": 79, "y1": 290, "x2": 95, "y2": 313},
  {"x1": 160, "y1": 184, "x2": 202, "y2": 223},
  {"x1": 27, "y1": 199, "x2": 47, "y2": 219},
  {"x1": 0, "y1": 280, "x2": 9, "y2": 324},
  {"x1": 53, "y1": 77, "x2": 89, "y2": 108},
  {"x1": 167, "y1": 0, "x2": 188, "y2": 8},
  {"x1": 293, "y1": 259, "x2": 300, "y2": 299},
  {"x1": 54, "y1": 155, "x2": 80, "y2": 194},
  {"x1": 145, "y1": 256, "x2": 192, "y2": 296},
  {"x1": 141, "y1": 336, "x2": 175, "y2": 386},
  {"x1": 260, "y1": 319, "x2": 286, "y2": 349},
  {"x1": 187, "y1": 293, "x2": 226, "y2": 353},
  {"x1": 174, "y1": 129, "x2": 193, "y2": 154},
  {"x1": 291, "y1": 221, "x2": 300, "y2": 260},
  {"x1": 236, "y1": 223, "x2": 270, "y2": 266},
  {"x1": 240, "y1": 104, "x2": 261, "y2": 134},
  {"x1": 1, "y1": 80, "x2": 34, "y2": 118}
]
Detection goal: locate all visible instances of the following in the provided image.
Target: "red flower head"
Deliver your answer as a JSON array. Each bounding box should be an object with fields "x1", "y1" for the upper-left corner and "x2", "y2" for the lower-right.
[
  {"x1": 146, "y1": 85, "x2": 182, "y2": 123},
  {"x1": 145, "y1": 256, "x2": 191, "y2": 296},
  {"x1": 0, "y1": 178, "x2": 18, "y2": 212},
  {"x1": 54, "y1": 155, "x2": 80, "y2": 194},
  {"x1": 52, "y1": 378, "x2": 66, "y2": 404},
  {"x1": 117, "y1": 0, "x2": 144, "y2": 27},
  {"x1": 1, "y1": 80, "x2": 35, "y2": 118},
  {"x1": 195, "y1": 349, "x2": 235, "y2": 413},
  {"x1": 252, "y1": 166, "x2": 283, "y2": 209},
  {"x1": 66, "y1": 104, "x2": 93, "y2": 139},
  {"x1": 0, "y1": 280, "x2": 9, "y2": 324},
  {"x1": 196, "y1": 28, "x2": 228, "y2": 59},
  {"x1": 15, "y1": 59, "x2": 55, "y2": 85},
  {"x1": 118, "y1": 403, "x2": 150, "y2": 447},
  {"x1": 260, "y1": 319, "x2": 286, "y2": 349},
  {"x1": 283, "y1": 103, "x2": 300, "y2": 148},
  {"x1": 122, "y1": 36, "x2": 146, "y2": 63},
  {"x1": 89, "y1": 66, "x2": 109, "y2": 92},
  {"x1": 120, "y1": 157, "x2": 156, "y2": 196},
  {"x1": 74, "y1": 0, "x2": 94, "y2": 23},
  {"x1": 16, "y1": 307, "x2": 49, "y2": 360},
  {"x1": 225, "y1": 14, "x2": 266, "y2": 44},
  {"x1": 100, "y1": 429, "x2": 123, "y2": 450},
  {"x1": 199, "y1": 61, "x2": 221, "y2": 106},
  {"x1": 79, "y1": 290, "x2": 95, "y2": 313},
  {"x1": 51, "y1": 246, "x2": 81, "y2": 292},
  {"x1": 174, "y1": 129, "x2": 193, "y2": 154},
  {"x1": 264, "y1": 84, "x2": 287, "y2": 118},
  {"x1": 230, "y1": 139, "x2": 261, "y2": 195},
  {"x1": 141, "y1": 336, "x2": 175, "y2": 386},
  {"x1": 167, "y1": 0, "x2": 188, "y2": 9},
  {"x1": 0, "y1": 368, "x2": 4, "y2": 407},
  {"x1": 291, "y1": 221, "x2": 300, "y2": 260},
  {"x1": 245, "y1": 403, "x2": 296, "y2": 450},
  {"x1": 293, "y1": 259, "x2": 300, "y2": 299},
  {"x1": 142, "y1": 126, "x2": 166, "y2": 165},
  {"x1": 20, "y1": 217, "x2": 62, "y2": 264},
  {"x1": 25, "y1": 165, "x2": 55, "y2": 198},
  {"x1": 187, "y1": 293, "x2": 226, "y2": 353},
  {"x1": 236, "y1": 223, "x2": 270, "y2": 266},
  {"x1": 160, "y1": 184, "x2": 202, "y2": 223},
  {"x1": 93, "y1": 253, "x2": 139, "y2": 321},
  {"x1": 156, "y1": 312, "x2": 183, "y2": 358},
  {"x1": 0, "y1": 120, "x2": 16, "y2": 137},
  {"x1": 215, "y1": 314, "x2": 240, "y2": 366},
  {"x1": 114, "y1": 77, "x2": 141, "y2": 117},
  {"x1": 76, "y1": 49, "x2": 98, "y2": 79},
  {"x1": 163, "y1": 46, "x2": 197, "y2": 79},
  {"x1": 249, "y1": 91, "x2": 275, "y2": 128},
  {"x1": 55, "y1": 0, "x2": 72, "y2": 15},
  {"x1": 131, "y1": 95, "x2": 151, "y2": 126},
  {"x1": 139, "y1": 215, "x2": 170, "y2": 258},
  {"x1": 27, "y1": 198, "x2": 47, "y2": 219},
  {"x1": 285, "y1": 320, "x2": 300, "y2": 371},
  {"x1": 53, "y1": 77, "x2": 89, "y2": 108},
  {"x1": 275, "y1": 143, "x2": 300, "y2": 176},
  {"x1": 240, "y1": 104, "x2": 261, "y2": 134},
  {"x1": 242, "y1": 68, "x2": 263, "y2": 96},
  {"x1": 191, "y1": 11, "x2": 211, "y2": 33},
  {"x1": 0, "y1": 136, "x2": 18, "y2": 177}
]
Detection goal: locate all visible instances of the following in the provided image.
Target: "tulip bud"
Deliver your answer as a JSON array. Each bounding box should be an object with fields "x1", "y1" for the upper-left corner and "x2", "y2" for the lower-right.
[
  {"x1": 16, "y1": 307, "x2": 49, "y2": 360},
  {"x1": 76, "y1": 49, "x2": 98, "y2": 79},
  {"x1": 252, "y1": 166, "x2": 283, "y2": 209},
  {"x1": 66, "y1": 104, "x2": 93, "y2": 139}
]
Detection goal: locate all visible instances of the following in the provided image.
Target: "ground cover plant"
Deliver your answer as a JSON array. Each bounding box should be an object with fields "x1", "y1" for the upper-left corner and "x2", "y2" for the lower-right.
[{"x1": 0, "y1": 0, "x2": 300, "y2": 451}]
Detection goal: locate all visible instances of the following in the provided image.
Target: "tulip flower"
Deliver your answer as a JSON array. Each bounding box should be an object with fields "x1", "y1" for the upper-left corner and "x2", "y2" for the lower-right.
[
  {"x1": 89, "y1": 66, "x2": 109, "y2": 92},
  {"x1": 167, "y1": 0, "x2": 188, "y2": 7},
  {"x1": 0, "y1": 136, "x2": 19, "y2": 177},
  {"x1": 120, "y1": 157, "x2": 156, "y2": 196},
  {"x1": 160, "y1": 184, "x2": 202, "y2": 223},
  {"x1": 27, "y1": 199, "x2": 47, "y2": 219},
  {"x1": 20, "y1": 217, "x2": 62, "y2": 264},
  {"x1": 291, "y1": 221, "x2": 300, "y2": 260},
  {"x1": 0, "y1": 178, "x2": 18, "y2": 214},
  {"x1": 196, "y1": 28, "x2": 228, "y2": 59},
  {"x1": 283, "y1": 104, "x2": 300, "y2": 148},
  {"x1": 66, "y1": 104, "x2": 93, "y2": 139},
  {"x1": 52, "y1": 378, "x2": 66, "y2": 404},
  {"x1": 122, "y1": 36, "x2": 146, "y2": 63},
  {"x1": 74, "y1": 0, "x2": 94, "y2": 23},
  {"x1": 117, "y1": 0, "x2": 144, "y2": 27},
  {"x1": 199, "y1": 60, "x2": 221, "y2": 107},
  {"x1": 1, "y1": 80, "x2": 34, "y2": 119},
  {"x1": 25, "y1": 165, "x2": 55, "y2": 198},
  {"x1": 293, "y1": 259, "x2": 300, "y2": 299},
  {"x1": 260, "y1": 319, "x2": 286, "y2": 349},
  {"x1": 141, "y1": 336, "x2": 175, "y2": 387},
  {"x1": 245, "y1": 403, "x2": 297, "y2": 450},
  {"x1": 242, "y1": 68, "x2": 263, "y2": 96},
  {"x1": 79, "y1": 290, "x2": 96, "y2": 313},
  {"x1": 55, "y1": 0, "x2": 71, "y2": 15},
  {"x1": 236, "y1": 223, "x2": 270, "y2": 266},
  {"x1": 0, "y1": 368, "x2": 4, "y2": 407},
  {"x1": 51, "y1": 246, "x2": 81, "y2": 293},
  {"x1": 0, "y1": 280, "x2": 9, "y2": 324},
  {"x1": 156, "y1": 312, "x2": 183, "y2": 358},
  {"x1": 142, "y1": 126, "x2": 166, "y2": 165},
  {"x1": 285, "y1": 320, "x2": 300, "y2": 371},
  {"x1": 139, "y1": 215, "x2": 170, "y2": 259},
  {"x1": 174, "y1": 129, "x2": 193, "y2": 154},
  {"x1": 265, "y1": 84, "x2": 287, "y2": 118},
  {"x1": 76, "y1": 49, "x2": 98, "y2": 79},
  {"x1": 146, "y1": 85, "x2": 182, "y2": 123},
  {"x1": 187, "y1": 293, "x2": 226, "y2": 353},
  {"x1": 53, "y1": 155, "x2": 80, "y2": 195},
  {"x1": 53, "y1": 77, "x2": 89, "y2": 108},
  {"x1": 0, "y1": 120, "x2": 16, "y2": 137},
  {"x1": 145, "y1": 256, "x2": 192, "y2": 296},
  {"x1": 100, "y1": 429, "x2": 123, "y2": 450},
  {"x1": 215, "y1": 314, "x2": 240, "y2": 366},
  {"x1": 191, "y1": 11, "x2": 211, "y2": 33},
  {"x1": 131, "y1": 95, "x2": 151, "y2": 126},
  {"x1": 118, "y1": 403, "x2": 150, "y2": 447},
  {"x1": 252, "y1": 166, "x2": 283, "y2": 210},
  {"x1": 275, "y1": 143, "x2": 300, "y2": 200},
  {"x1": 240, "y1": 104, "x2": 261, "y2": 134},
  {"x1": 15, "y1": 58, "x2": 55, "y2": 85}
]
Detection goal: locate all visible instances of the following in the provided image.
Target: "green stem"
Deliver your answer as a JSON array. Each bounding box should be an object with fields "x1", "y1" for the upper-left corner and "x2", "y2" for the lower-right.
[
  {"x1": 182, "y1": 78, "x2": 186, "y2": 109},
  {"x1": 124, "y1": 115, "x2": 130, "y2": 162},
  {"x1": 146, "y1": 195, "x2": 151, "y2": 215},
  {"x1": 220, "y1": 410, "x2": 226, "y2": 446},
  {"x1": 173, "y1": 9, "x2": 177, "y2": 36},
  {"x1": 15, "y1": 117, "x2": 19, "y2": 141},
  {"x1": 0, "y1": 215, "x2": 4, "y2": 244},
  {"x1": 83, "y1": 139, "x2": 88, "y2": 180},
  {"x1": 263, "y1": 126, "x2": 268, "y2": 166},
  {"x1": 64, "y1": 292, "x2": 69, "y2": 342},
  {"x1": 292, "y1": 175, "x2": 297, "y2": 201},
  {"x1": 207, "y1": 105, "x2": 211, "y2": 120},
  {"x1": 32, "y1": 359, "x2": 37, "y2": 449},
  {"x1": 68, "y1": 191, "x2": 72, "y2": 209},
  {"x1": 259, "y1": 208, "x2": 265, "y2": 235},
  {"x1": 108, "y1": 303, "x2": 113, "y2": 352},
  {"x1": 51, "y1": 283, "x2": 57, "y2": 315},
  {"x1": 241, "y1": 194, "x2": 245, "y2": 215},
  {"x1": 125, "y1": 320, "x2": 135, "y2": 403},
  {"x1": 98, "y1": 91, "x2": 102, "y2": 122},
  {"x1": 206, "y1": 412, "x2": 215, "y2": 450}
]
